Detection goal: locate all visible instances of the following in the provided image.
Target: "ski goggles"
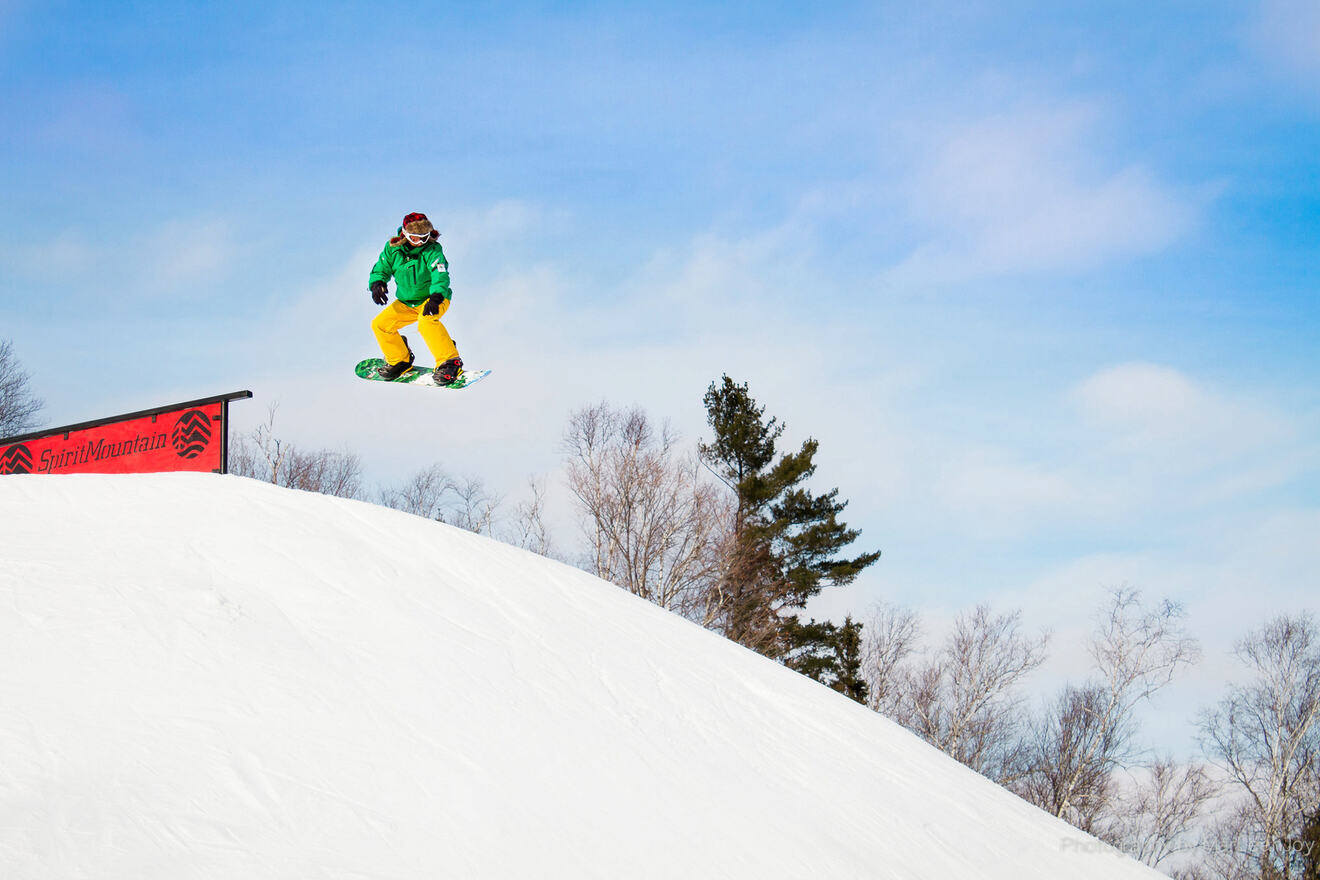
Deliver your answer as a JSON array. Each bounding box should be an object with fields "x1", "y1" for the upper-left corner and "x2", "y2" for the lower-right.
[{"x1": 403, "y1": 229, "x2": 430, "y2": 244}]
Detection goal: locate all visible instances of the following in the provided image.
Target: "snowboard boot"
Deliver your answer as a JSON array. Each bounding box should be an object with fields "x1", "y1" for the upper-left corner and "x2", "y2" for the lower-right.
[
  {"x1": 435, "y1": 356, "x2": 464, "y2": 386},
  {"x1": 376, "y1": 336, "x2": 415, "y2": 380}
]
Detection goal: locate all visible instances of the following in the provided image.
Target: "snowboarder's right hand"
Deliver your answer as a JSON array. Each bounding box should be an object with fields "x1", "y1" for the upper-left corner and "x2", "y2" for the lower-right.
[{"x1": 370, "y1": 281, "x2": 389, "y2": 305}]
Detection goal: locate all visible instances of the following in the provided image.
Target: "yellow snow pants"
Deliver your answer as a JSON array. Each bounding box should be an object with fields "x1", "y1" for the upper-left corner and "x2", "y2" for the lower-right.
[{"x1": 372, "y1": 299, "x2": 459, "y2": 367}]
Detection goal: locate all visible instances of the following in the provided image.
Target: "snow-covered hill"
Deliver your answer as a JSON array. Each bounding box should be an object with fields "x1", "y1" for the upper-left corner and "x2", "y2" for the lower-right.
[{"x1": 1, "y1": 474, "x2": 1163, "y2": 878}]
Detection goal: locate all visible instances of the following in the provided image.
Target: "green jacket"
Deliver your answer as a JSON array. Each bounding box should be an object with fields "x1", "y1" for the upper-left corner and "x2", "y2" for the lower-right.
[{"x1": 368, "y1": 232, "x2": 451, "y2": 307}]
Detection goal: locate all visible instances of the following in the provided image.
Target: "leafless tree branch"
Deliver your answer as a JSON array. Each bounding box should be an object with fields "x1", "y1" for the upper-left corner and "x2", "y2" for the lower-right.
[
  {"x1": 888, "y1": 605, "x2": 1048, "y2": 783},
  {"x1": 562, "y1": 402, "x2": 733, "y2": 622},
  {"x1": 1016, "y1": 587, "x2": 1200, "y2": 833},
  {"x1": 1198, "y1": 613, "x2": 1320, "y2": 879},
  {"x1": 0, "y1": 339, "x2": 43, "y2": 438}
]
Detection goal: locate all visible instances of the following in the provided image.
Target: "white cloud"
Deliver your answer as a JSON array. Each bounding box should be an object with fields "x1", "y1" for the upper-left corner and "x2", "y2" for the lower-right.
[
  {"x1": 884, "y1": 362, "x2": 1308, "y2": 542},
  {"x1": 887, "y1": 104, "x2": 1205, "y2": 284},
  {"x1": 1072, "y1": 362, "x2": 1213, "y2": 426},
  {"x1": 1069, "y1": 362, "x2": 1290, "y2": 470},
  {"x1": 933, "y1": 449, "x2": 1080, "y2": 540}
]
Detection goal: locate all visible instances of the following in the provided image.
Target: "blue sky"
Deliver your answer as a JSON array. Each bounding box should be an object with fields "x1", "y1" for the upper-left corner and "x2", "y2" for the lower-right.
[{"x1": 3, "y1": 0, "x2": 1318, "y2": 754}]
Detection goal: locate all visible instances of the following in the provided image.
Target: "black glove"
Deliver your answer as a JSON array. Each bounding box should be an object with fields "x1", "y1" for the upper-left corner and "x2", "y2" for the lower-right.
[
  {"x1": 422, "y1": 293, "x2": 446, "y2": 316},
  {"x1": 370, "y1": 281, "x2": 388, "y2": 305}
]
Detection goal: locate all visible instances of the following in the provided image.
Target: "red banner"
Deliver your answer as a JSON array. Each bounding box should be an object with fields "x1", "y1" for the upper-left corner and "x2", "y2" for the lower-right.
[{"x1": 0, "y1": 401, "x2": 234, "y2": 476}]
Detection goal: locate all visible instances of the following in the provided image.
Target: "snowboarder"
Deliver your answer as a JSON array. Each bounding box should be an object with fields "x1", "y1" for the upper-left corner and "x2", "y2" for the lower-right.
[{"x1": 367, "y1": 212, "x2": 463, "y2": 384}]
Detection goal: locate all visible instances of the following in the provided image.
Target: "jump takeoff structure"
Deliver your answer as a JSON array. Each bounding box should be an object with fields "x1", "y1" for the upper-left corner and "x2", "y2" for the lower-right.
[{"x1": 0, "y1": 391, "x2": 252, "y2": 477}]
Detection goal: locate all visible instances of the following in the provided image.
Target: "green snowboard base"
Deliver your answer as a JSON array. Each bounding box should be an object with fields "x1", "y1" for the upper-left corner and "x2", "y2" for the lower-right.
[{"x1": 354, "y1": 358, "x2": 491, "y2": 390}]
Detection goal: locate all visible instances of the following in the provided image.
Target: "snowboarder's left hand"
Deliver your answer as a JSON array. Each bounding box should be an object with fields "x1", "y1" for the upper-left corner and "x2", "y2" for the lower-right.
[{"x1": 422, "y1": 293, "x2": 446, "y2": 316}]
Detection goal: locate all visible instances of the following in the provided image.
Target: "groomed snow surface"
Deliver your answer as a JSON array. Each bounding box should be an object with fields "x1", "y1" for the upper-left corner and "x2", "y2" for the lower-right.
[{"x1": 1, "y1": 474, "x2": 1165, "y2": 878}]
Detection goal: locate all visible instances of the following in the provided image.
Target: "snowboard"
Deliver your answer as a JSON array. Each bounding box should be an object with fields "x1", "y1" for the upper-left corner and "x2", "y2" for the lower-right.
[{"x1": 354, "y1": 359, "x2": 492, "y2": 390}]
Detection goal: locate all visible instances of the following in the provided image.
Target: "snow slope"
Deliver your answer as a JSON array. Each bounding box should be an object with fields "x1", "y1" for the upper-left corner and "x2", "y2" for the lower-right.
[{"x1": 1, "y1": 474, "x2": 1163, "y2": 879}]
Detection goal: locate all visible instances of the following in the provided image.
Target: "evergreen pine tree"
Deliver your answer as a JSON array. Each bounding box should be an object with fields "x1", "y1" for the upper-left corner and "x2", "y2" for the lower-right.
[
  {"x1": 780, "y1": 615, "x2": 870, "y2": 704},
  {"x1": 780, "y1": 617, "x2": 840, "y2": 686},
  {"x1": 699, "y1": 375, "x2": 880, "y2": 685},
  {"x1": 832, "y1": 615, "x2": 869, "y2": 704}
]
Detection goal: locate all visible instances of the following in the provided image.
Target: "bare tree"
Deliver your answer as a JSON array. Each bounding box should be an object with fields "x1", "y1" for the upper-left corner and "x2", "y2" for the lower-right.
[
  {"x1": 1198, "y1": 613, "x2": 1320, "y2": 880},
  {"x1": 378, "y1": 466, "x2": 500, "y2": 535},
  {"x1": 281, "y1": 446, "x2": 364, "y2": 498},
  {"x1": 563, "y1": 402, "x2": 731, "y2": 621},
  {"x1": 890, "y1": 605, "x2": 1048, "y2": 782},
  {"x1": 229, "y1": 403, "x2": 286, "y2": 483},
  {"x1": 704, "y1": 533, "x2": 781, "y2": 651},
  {"x1": 229, "y1": 403, "x2": 363, "y2": 499},
  {"x1": 1017, "y1": 588, "x2": 1200, "y2": 832},
  {"x1": 442, "y1": 476, "x2": 502, "y2": 535},
  {"x1": 863, "y1": 601, "x2": 922, "y2": 717},
  {"x1": 379, "y1": 466, "x2": 561, "y2": 552},
  {"x1": 1020, "y1": 684, "x2": 1126, "y2": 832},
  {"x1": 0, "y1": 339, "x2": 43, "y2": 437},
  {"x1": 378, "y1": 463, "x2": 454, "y2": 519},
  {"x1": 1098, "y1": 757, "x2": 1219, "y2": 872},
  {"x1": 508, "y1": 476, "x2": 557, "y2": 557},
  {"x1": 228, "y1": 405, "x2": 554, "y2": 550}
]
